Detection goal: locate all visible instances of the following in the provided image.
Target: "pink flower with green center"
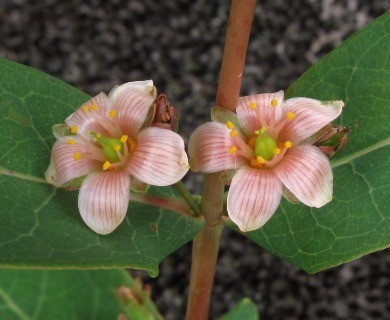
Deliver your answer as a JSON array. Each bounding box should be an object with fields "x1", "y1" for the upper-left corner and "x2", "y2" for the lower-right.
[
  {"x1": 45, "y1": 81, "x2": 189, "y2": 235},
  {"x1": 188, "y1": 91, "x2": 344, "y2": 232}
]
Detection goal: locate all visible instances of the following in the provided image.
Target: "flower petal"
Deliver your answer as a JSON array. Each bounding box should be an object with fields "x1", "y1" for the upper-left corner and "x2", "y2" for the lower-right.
[
  {"x1": 109, "y1": 81, "x2": 157, "y2": 138},
  {"x1": 46, "y1": 138, "x2": 99, "y2": 187},
  {"x1": 188, "y1": 122, "x2": 245, "y2": 173},
  {"x1": 274, "y1": 145, "x2": 333, "y2": 207},
  {"x1": 227, "y1": 166, "x2": 283, "y2": 232},
  {"x1": 78, "y1": 171, "x2": 131, "y2": 235},
  {"x1": 237, "y1": 91, "x2": 284, "y2": 136},
  {"x1": 66, "y1": 92, "x2": 111, "y2": 136},
  {"x1": 279, "y1": 98, "x2": 344, "y2": 144},
  {"x1": 127, "y1": 127, "x2": 189, "y2": 186}
]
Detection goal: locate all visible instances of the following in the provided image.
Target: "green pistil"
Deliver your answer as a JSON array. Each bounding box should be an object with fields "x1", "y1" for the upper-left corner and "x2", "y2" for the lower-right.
[
  {"x1": 95, "y1": 134, "x2": 124, "y2": 162},
  {"x1": 254, "y1": 131, "x2": 277, "y2": 161}
]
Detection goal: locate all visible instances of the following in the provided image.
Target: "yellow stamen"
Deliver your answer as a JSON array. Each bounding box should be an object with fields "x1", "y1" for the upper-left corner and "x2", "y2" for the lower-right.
[
  {"x1": 230, "y1": 130, "x2": 238, "y2": 137},
  {"x1": 286, "y1": 112, "x2": 295, "y2": 120},
  {"x1": 113, "y1": 145, "x2": 121, "y2": 152},
  {"x1": 70, "y1": 125, "x2": 78, "y2": 134},
  {"x1": 120, "y1": 135, "x2": 128, "y2": 143},
  {"x1": 83, "y1": 105, "x2": 89, "y2": 112},
  {"x1": 250, "y1": 158, "x2": 263, "y2": 168},
  {"x1": 92, "y1": 137, "x2": 97, "y2": 142},
  {"x1": 109, "y1": 110, "x2": 117, "y2": 118},
  {"x1": 91, "y1": 104, "x2": 98, "y2": 111},
  {"x1": 229, "y1": 146, "x2": 237, "y2": 154},
  {"x1": 96, "y1": 133, "x2": 102, "y2": 138},
  {"x1": 249, "y1": 102, "x2": 256, "y2": 110},
  {"x1": 274, "y1": 148, "x2": 281, "y2": 155},
  {"x1": 284, "y1": 141, "x2": 292, "y2": 149},
  {"x1": 226, "y1": 121, "x2": 235, "y2": 129},
  {"x1": 102, "y1": 161, "x2": 111, "y2": 171},
  {"x1": 256, "y1": 156, "x2": 266, "y2": 164},
  {"x1": 73, "y1": 152, "x2": 81, "y2": 160},
  {"x1": 255, "y1": 127, "x2": 267, "y2": 135},
  {"x1": 271, "y1": 98, "x2": 278, "y2": 107},
  {"x1": 67, "y1": 139, "x2": 75, "y2": 144}
]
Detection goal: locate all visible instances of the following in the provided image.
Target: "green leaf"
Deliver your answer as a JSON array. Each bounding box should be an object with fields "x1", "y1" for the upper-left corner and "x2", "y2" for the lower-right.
[
  {"x1": 0, "y1": 58, "x2": 202, "y2": 275},
  {"x1": 0, "y1": 269, "x2": 161, "y2": 320},
  {"x1": 219, "y1": 298, "x2": 259, "y2": 320},
  {"x1": 237, "y1": 12, "x2": 390, "y2": 273}
]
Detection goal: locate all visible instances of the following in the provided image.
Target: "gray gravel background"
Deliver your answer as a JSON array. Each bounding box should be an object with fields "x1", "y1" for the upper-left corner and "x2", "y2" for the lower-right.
[{"x1": 1, "y1": 0, "x2": 389, "y2": 319}]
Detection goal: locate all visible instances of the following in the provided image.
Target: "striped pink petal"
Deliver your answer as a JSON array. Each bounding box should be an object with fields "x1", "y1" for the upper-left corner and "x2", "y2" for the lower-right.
[
  {"x1": 109, "y1": 81, "x2": 156, "y2": 138},
  {"x1": 127, "y1": 127, "x2": 189, "y2": 186},
  {"x1": 46, "y1": 138, "x2": 99, "y2": 187},
  {"x1": 274, "y1": 145, "x2": 333, "y2": 207},
  {"x1": 188, "y1": 122, "x2": 246, "y2": 173},
  {"x1": 65, "y1": 92, "x2": 111, "y2": 136},
  {"x1": 78, "y1": 171, "x2": 131, "y2": 235},
  {"x1": 237, "y1": 91, "x2": 284, "y2": 136},
  {"x1": 279, "y1": 98, "x2": 344, "y2": 144},
  {"x1": 227, "y1": 166, "x2": 283, "y2": 232}
]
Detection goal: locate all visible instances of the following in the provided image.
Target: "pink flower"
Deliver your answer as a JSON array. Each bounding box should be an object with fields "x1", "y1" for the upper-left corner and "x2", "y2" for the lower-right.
[
  {"x1": 188, "y1": 91, "x2": 344, "y2": 232},
  {"x1": 45, "y1": 81, "x2": 189, "y2": 235}
]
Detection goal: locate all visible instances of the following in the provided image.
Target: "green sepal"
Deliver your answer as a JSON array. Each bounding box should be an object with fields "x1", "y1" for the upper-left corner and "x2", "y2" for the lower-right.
[{"x1": 211, "y1": 106, "x2": 240, "y2": 127}]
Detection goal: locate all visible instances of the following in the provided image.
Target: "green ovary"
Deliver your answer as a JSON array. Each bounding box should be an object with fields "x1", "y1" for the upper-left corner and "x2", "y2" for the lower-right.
[
  {"x1": 95, "y1": 135, "x2": 124, "y2": 162},
  {"x1": 254, "y1": 132, "x2": 277, "y2": 161}
]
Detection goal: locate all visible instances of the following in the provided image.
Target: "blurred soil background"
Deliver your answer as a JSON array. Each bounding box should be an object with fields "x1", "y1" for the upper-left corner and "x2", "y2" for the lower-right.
[{"x1": 1, "y1": 0, "x2": 389, "y2": 319}]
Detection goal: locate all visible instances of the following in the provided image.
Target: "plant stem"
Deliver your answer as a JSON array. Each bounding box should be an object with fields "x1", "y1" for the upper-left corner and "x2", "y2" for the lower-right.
[
  {"x1": 174, "y1": 181, "x2": 202, "y2": 215},
  {"x1": 131, "y1": 193, "x2": 196, "y2": 219},
  {"x1": 185, "y1": 1, "x2": 256, "y2": 319},
  {"x1": 216, "y1": 0, "x2": 256, "y2": 112},
  {"x1": 185, "y1": 173, "x2": 225, "y2": 320},
  {"x1": 185, "y1": 223, "x2": 223, "y2": 319}
]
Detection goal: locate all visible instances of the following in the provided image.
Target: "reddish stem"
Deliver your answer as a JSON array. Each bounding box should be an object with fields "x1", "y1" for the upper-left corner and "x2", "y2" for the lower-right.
[
  {"x1": 131, "y1": 193, "x2": 196, "y2": 218},
  {"x1": 217, "y1": 0, "x2": 256, "y2": 111},
  {"x1": 185, "y1": 1, "x2": 256, "y2": 319}
]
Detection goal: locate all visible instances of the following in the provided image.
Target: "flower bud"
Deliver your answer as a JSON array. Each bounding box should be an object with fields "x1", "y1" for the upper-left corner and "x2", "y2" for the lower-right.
[{"x1": 152, "y1": 94, "x2": 179, "y2": 132}]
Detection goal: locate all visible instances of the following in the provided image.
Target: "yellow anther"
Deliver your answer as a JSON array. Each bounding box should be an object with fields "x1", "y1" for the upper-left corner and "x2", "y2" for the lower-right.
[
  {"x1": 120, "y1": 135, "x2": 128, "y2": 143},
  {"x1": 284, "y1": 141, "x2": 292, "y2": 149},
  {"x1": 286, "y1": 112, "x2": 295, "y2": 120},
  {"x1": 91, "y1": 104, "x2": 98, "y2": 111},
  {"x1": 113, "y1": 145, "x2": 121, "y2": 152},
  {"x1": 249, "y1": 102, "x2": 256, "y2": 110},
  {"x1": 102, "y1": 161, "x2": 111, "y2": 171},
  {"x1": 83, "y1": 105, "x2": 89, "y2": 112},
  {"x1": 70, "y1": 125, "x2": 78, "y2": 134},
  {"x1": 229, "y1": 146, "x2": 237, "y2": 154},
  {"x1": 250, "y1": 158, "x2": 263, "y2": 168},
  {"x1": 109, "y1": 110, "x2": 117, "y2": 118},
  {"x1": 271, "y1": 98, "x2": 278, "y2": 107},
  {"x1": 256, "y1": 156, "x2": 266, "y2": 164},
  {"x1": 255, "y1": 127, "x2": 267, "y2": 135},
  {"x1": 96, "y1": 133, "x2": 102, "y2": 138},
  {"x1": 67, "y1": 139, "x2": 75, "y2": 144},
  {"x1": 73, "y1": 152, "x2": 81, "y2": 160},
  {"x1": 226, "y1": 121, "x2": 235, "y2": 130},
  {"x1": 92, "y1": 137, "x2": 97, "y2": 142},
  {"x1": 274, "y1": 148, "x2": 281, "y2": 155},
  {"x1": 230, "y1": 130, "x2": 238, "y2": 137}
]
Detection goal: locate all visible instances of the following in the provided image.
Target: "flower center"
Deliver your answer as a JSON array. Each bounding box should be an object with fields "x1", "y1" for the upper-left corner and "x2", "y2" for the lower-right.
[
  {"x1": 93, "y1": 133, "x2": 124, "y2": 162},
  {"x1": 254, "y1": 128, "x2": 277, "y2": 161}
]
